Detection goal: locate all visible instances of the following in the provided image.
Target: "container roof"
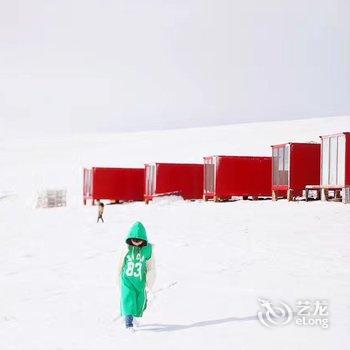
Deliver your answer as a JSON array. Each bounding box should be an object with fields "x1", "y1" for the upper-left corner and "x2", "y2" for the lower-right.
[
  {"x1": 90, "y1": 166, "x2": 143, "y2": 170},
  {"x1": 319, "y1": 131, "x2": 350, "y2": 139},
  {"x1": 271, "y1": 141, "x2": 319, "y2": 147},
  {"x1": 203, "y1": 155, "x2": 270, "y2": 159},
  {"x1": 144, "y1": 162, "x2": 202, "y2": 166}
]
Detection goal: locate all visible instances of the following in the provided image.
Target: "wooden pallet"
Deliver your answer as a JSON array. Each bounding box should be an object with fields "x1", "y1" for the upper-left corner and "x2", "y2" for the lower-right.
[{"x1": 305, "y1": 185, "x2": 347, "y2": 202}]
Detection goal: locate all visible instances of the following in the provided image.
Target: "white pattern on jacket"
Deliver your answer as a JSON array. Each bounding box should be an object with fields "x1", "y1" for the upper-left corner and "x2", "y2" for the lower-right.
[{"x1": 116, "y1": 244, "x2": 156, "y2": 295}]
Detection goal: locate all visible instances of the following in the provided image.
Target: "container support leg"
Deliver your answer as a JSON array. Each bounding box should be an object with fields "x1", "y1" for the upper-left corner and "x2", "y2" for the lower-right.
[{"x1": 272, "y1": 190, "x2": 278, "y2": 202}]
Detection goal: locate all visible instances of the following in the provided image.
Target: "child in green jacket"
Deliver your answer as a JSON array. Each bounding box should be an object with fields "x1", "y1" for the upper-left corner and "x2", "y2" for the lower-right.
[{"x1": 117, "y1": 222, "x2": 156, "y2": 330}]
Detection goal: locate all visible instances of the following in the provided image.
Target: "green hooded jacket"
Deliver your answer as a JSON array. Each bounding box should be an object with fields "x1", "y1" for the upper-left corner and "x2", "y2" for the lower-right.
[{"x1": 120, "y1": 222, "x2": 153, "y2": 317}]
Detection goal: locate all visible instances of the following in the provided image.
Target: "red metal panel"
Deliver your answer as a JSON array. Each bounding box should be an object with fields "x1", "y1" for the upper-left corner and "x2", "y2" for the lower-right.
[
  {"x1": 91, "y1": 167, "x2": 144, "y2": 201},
  {"x1": 289, "y1": 143, "x2": 320, "y2": 194},
  {"x1": 345, "y1": 133, "x2": 350, "y2": 186},
  {"x1": 214, "y1": 156, "x2": 271, "y2": 197},
  {"x1": 146, "y1": 163, "x2": 204, "y2": 200}
]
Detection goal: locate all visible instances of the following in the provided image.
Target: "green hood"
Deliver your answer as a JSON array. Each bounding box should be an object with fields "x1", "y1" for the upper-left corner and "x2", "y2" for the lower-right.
[{"x1": 126, "y1": 221, "x2": 148, "y2": 244}]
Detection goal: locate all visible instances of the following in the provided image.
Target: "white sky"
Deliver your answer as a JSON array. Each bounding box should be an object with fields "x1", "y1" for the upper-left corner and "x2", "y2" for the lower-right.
[{"x1": 0, "y1": 0, "x2": 349, "y2": 135}]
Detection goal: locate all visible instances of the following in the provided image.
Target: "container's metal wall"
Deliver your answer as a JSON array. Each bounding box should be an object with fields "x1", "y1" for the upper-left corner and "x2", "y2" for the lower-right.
[
  {"x1": 91, "y1": 167, "x2": 144, "y2": 201},
  {"x1": 153, "y1": 163, "x2": 204, "y2": 200},
  {"x1": 215, "y1": 156, "x2": 271, "y2": 197}
]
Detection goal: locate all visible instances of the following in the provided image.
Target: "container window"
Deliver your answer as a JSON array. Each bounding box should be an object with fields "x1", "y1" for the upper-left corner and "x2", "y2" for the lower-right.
[{"x1": 278, "y1": 148, "x2": 284, "y2": 171}]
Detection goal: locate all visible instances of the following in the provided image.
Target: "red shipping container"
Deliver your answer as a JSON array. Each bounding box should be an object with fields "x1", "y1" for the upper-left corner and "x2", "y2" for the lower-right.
[
  {"x1": 83, "y1": 167, "x2": 144, "y2": 205},
  {"x1": 271, "y1": 142, "x2": 320, "y2": 200},
  {"x1": 203, "y1": 156, "x2": 272, "y2": 201},
  {"x1": 144, "y1": 163, "x2": 203, "y2": 203}
]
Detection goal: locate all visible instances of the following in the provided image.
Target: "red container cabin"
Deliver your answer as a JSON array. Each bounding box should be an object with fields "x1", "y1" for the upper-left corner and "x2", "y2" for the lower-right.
[
  {"x1": 203, "y1": 156, "x2": 272, "y2": 201},
  {"x1": 271, "y1": 142, "x2": 320, "y2": 201},
  {"x1": 144, "y1": 163, "x2": 203, "y2": 203},
  {"x1": 83, "y1": 167, "x2": 144, "y2": 205}
]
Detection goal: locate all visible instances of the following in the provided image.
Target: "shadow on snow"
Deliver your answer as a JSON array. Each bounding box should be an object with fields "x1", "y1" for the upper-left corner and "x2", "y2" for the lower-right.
[{"x1": 136, "y1": 315, "x2": 257, "y2": 332}]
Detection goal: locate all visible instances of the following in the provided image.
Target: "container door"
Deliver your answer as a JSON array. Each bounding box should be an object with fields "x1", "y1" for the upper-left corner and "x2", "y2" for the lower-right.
[
  {"x1": 278, "y1": 147, "x2": 284, "y2": 185},
  {"x1": 337, "y1": 134, "x2": 346, "y2": 186},
  {"x1": 272, "y1": 146, "x2": 289, "y2": 186},
  {"x1": 146, "y1": 164, "x2": 156, "y2": 196},
  {"x1": 152, "y1": 165, "x2": 157, "y2": 195},
  {"x1": 88, "y1": 169, "x2": 93, "y2": 196},
  {"x1": 272, "y1": 148, "x2": 279, "y2": 185},
  {"x1": 326, "y1": 134, "x2": 345, "y2": 186},
  {"x1": 83, "y1": 170, "x2": 87, "y2": 195},
  {"x1": 145, "y1": 166, "x2": 150, "y2": 196},
  {"x1": 321, "y1": 137, "x2": 330, "y2": 186},
  {"x1": 284, "y1": 144, "x2": 290, "y2": 186},
  {"x1": 204, "y1": 157, "x2": 216, "y2": 194},
  {"x1": 329, "y1": 136, "x2": 338, "y2": 185},
  {"x1": 84, "y1": 169, "x2": 93, "y2": 196}
]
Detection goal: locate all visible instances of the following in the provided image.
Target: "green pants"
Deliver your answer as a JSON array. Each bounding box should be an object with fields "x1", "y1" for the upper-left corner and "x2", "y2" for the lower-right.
[{"x1": 120, "y1": 277, "x2": 147, "y2": 317}]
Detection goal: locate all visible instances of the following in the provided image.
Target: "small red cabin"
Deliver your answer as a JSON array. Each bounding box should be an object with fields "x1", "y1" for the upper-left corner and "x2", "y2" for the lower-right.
[
  {"x1": 203, "y1": 156, "x2": 272, "y2": 201},
  {"x1": 83, "y1": 167, "x2": 144, "y2": 205},
  {"x1": 144, "y1": 163, "x2": 203, "y2": 203},
  {"x1": 271, "y1": 142, "x2": 320, "y2": 201}
]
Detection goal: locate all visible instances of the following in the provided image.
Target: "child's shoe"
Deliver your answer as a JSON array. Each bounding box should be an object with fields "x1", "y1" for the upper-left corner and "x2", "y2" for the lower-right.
[
  {"x1": 126, "y1": 326, "x2": 135, "y2": 333},
  {"x1": 133, "y1": 318, "x2": 140, "y2": 328}
]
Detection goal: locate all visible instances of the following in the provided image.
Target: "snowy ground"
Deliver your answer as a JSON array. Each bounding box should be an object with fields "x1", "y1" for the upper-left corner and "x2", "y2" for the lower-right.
[{"x1": 0, "y1": 116, "x2": 350, "y2": 349}]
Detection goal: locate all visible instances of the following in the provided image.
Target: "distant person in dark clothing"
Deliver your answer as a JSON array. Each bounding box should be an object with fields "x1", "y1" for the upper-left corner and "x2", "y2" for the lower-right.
[{"x1": 97, "y1": 202, "x2": 105, "y2": 223}]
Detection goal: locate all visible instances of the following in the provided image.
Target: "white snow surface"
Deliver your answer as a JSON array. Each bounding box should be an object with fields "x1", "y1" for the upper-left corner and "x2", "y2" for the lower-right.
[{"x1": 0, "y1": 116, "x2": 350, "y2": 350}]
